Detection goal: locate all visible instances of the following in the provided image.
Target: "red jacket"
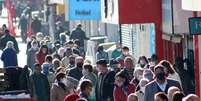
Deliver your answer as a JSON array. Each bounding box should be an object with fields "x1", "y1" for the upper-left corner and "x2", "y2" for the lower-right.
[
  {"x1": 35, "y1": 51, "x2": 47, "y2": 65},
  {"x1": 113, "y1": 83, "x2": 135, "y2": 101}
]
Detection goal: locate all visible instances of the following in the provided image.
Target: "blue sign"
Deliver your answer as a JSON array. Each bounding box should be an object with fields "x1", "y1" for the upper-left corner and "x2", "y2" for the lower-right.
[
  {"x1": 68, "y1": 0, "x2": 101, "y2": 20},
  {"x1": 189, "y1": 17, "x2": 201, "y2": 35},
  {"x1": 149, "y1": 23, "x2": 155, "y2": 56}
]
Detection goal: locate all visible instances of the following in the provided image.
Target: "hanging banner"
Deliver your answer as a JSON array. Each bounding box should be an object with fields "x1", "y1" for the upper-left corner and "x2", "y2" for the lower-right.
[
  {"x1": 67, "y1": 0, "x2": 101, "y2": 20},
  {"x1": 5, "y1": 0, "x2": 16, "y2": 37}
]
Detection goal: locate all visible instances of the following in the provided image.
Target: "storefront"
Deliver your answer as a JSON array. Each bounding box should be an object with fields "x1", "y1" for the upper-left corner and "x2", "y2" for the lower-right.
[{"x1": 101, "y1": 0, "x2": 163, "y2": 60}]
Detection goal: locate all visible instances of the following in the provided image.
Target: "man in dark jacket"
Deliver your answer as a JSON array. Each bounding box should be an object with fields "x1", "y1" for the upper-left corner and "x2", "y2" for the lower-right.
[
  {"x1": 67, "y1": 56, "x2": 84, "y2": 80},
  {"x1": 54, "y1": 21, "x2": 64, "y2": 40},
  {"x1": 0, "y1": 30, "x2": 19, "y2": 53},
  {"x1": 18, "y1": 14, "x2": 28, "y2": 42},
  {"x1": 144, "y1": 65, "x2": 182, "y2": 101},
  {"x1": 32, "y1": 16, "x2": 42, "y2": 35},
  {"x1": 96, "y1": 59, "x2": 115, "y2": 101},
  {"x1": 70, "y1": 24, "x2": 89, "y2": 49},
  {"x1": 30, "y1": 63, "x2": 50, "y2": 101},
  {"x1": 79, "y1": 80, "x2": 93, "y2": 101}
]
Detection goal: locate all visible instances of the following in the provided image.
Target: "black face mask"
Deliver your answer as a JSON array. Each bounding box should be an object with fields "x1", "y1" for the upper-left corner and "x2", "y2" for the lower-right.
[
  {"x1": 140, "y1": 64, "x2": 145, "y2": 68},
  {"x1": 77, "y1": 63, "x2": 83, "y2": 67},
  {"x1": 156, "y1": 73, "x2": 165, "y2": 81},
  {"x1": 69, "y1": 60, "x2": 75, "y2": 65}
]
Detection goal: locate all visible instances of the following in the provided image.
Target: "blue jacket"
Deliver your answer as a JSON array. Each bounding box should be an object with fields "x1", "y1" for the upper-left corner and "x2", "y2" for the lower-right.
[
  {"x1": 144, "y1": 79, "x2": 182, "y2": 101},
  {"x1": 1, "y1": 48, "x2": 18, "y2": 68}
]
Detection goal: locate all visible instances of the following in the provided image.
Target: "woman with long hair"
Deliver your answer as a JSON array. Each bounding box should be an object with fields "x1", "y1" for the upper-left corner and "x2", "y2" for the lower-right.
[{"x1": 159, "y1": 60, "x2": 181, "y2": 85}]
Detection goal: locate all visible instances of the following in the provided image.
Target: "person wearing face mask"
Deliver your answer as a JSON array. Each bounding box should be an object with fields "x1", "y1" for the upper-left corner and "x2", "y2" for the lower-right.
[
  {"x1": 27, "y1": 40, "x2": 39, "y2": 70},
  {"x1": 26, "y1": 35, "x2": 38, "y2": 54},
  {"x1": 30, "y1": 63, "x2": 50, "y2": 101},
  {"x1": 62, "y1": 48, "x2": 79, "y2": 68},
  {"x1": 57, "y1": 47, "x2": 65, "y2": 59},
  {"x1": 80, "y1": 64, "x2": 97, "y2": 101},
  {"x1": 50, "y1": 72, "x2": 70, "y2": 101},
  {"x1": 79, "y1": 80, "x2": 93, "y2": 101},
  {"x1": 111, "y1": 42, "x2": 122, "y2": 59},
  {"x1": 113, "y1": 70, "x2": 135, "y2": 101},
  {"x1": 109, "y1": 59, "x2": 121, "y2": 73},
  {"x1": 96, "y1": 59, "x2": 116, "y2": 101},
  {"x1": 35, "y1": 45, "x2": 49, "y2": 65},
  {"x1": 159, "y1": 60, "x2": 182, "y2": 88},
  {"x1": 64, "y1": 55, "x2": 76, "y2": 72},
  {"x1": 118, "y1": 46, "x2": 132, "y2": 59},
  {"x1": 96, "y1": 45, "x2": 109, "y2": 63},
  {"x1": 116, "y1": 46, "x2": 132, "y2": 68},
  {"x1": 131, "y1": 67, "x2": 144, "y2": 87},
  {"x1": 144, "y1": 65, "x2": 182, "y2": 101},
  {"x1": 143, "y1": 69, "x2": 154, "y2": 81},
  {"x1": 137, "y1": 56, "x2": 149, "y2": 69},
  {"x1": 135, "y1": 78, "x2": 149, "y2": 101},
  {"x1": 67, "y1": 56, "x2": 84, "y2": 80},
  {"x1": 123, "y1": 57, "x2": 135, "y2": 81}
]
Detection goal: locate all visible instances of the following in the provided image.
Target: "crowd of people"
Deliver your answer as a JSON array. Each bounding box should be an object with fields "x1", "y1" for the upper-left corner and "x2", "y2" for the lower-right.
[{"x1": 0, "y1": 23, "x2": 199, "y2": 101}]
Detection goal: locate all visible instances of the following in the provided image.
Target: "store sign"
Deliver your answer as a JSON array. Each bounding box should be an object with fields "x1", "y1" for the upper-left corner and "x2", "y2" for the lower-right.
[
  {"x1": 182, "y1": 0, "x2": 201, "y2": 11},
  {"x1": 49, "y1": 0, "x2": 64, "y2": 4},
  {"x1": 68, "y1": 0, "x2": 101, "y2": 20},
  {"x1": 189, "y1": 17, "x2": 201, "y2": 35}
]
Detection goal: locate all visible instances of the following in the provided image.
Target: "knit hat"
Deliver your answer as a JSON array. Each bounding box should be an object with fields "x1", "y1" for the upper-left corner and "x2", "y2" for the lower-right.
[
  {"x1": 96, "y1": 59, "x2": 107, "y2": 65},
  {"x1": 110, "y1": 59, "x2": 119, "y2": 66}
]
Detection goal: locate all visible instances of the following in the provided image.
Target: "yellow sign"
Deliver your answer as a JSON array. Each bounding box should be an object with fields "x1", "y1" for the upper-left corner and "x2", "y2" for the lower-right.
[{"x1": 57, "y1": 4, "x2": 65, "y2": 15}]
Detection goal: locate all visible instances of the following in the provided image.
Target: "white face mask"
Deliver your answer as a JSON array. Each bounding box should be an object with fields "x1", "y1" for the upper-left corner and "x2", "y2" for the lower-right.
[
  {"x1": 82, "y1": 69, "x2": 88, "y2": 75},
  {"x1": 32, "y1": 45, "x2": 38, "y2": 49},
  {"x1": 61, "y1": 78, "x2": 67, "y2": 86},
  {"x1": 137, "y1": 75, "x2": 143, "y2": 81},
  {"x1": 116, "y1": 81, "x2": 124, "y2": 87},
  {"x1": 141, "y1": 87, "x2": 145, "y2": 93},
  {"x1": 89, "y1": 88, "x2": 94, "y2": 96}
]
